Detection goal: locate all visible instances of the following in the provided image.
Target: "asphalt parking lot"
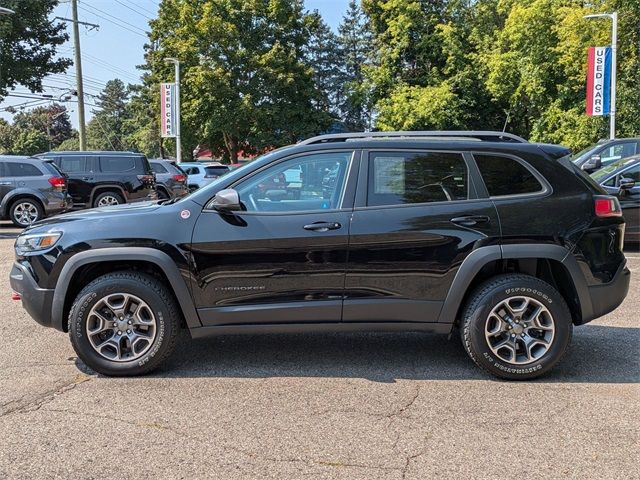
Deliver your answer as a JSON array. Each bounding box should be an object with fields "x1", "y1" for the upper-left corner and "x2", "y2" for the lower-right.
[{"x1": 0, "y1": 220, "x2": 638, "y2": 479}]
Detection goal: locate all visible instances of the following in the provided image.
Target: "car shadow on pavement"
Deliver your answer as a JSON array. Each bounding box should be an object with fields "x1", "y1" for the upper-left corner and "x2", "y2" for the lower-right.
[{"x1": 83, "y1": 324, "x2": 637, "y2": 384}]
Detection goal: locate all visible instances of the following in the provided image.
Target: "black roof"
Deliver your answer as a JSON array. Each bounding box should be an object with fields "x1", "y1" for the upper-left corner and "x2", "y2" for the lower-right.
[{"x1": 41, "y1": 151, "x2": 145, "y2": 157}]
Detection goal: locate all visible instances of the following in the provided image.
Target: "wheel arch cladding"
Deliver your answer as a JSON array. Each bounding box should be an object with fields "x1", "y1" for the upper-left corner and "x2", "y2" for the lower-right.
[
  {"x1": 438, "y1": 244, "x2": 592, "y2": 325},
  {"x1": 52, "y1": 248, "x2": 201, "y2": 332},
  {"x1": 2, "y1": 191, "x2": 45, "y2": 216}
]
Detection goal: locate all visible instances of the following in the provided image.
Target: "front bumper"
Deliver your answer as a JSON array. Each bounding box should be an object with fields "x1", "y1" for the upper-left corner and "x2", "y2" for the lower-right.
[
  {"x1": 9, "y1": 262, "x2": 56, "y2": 330},
  {"x1": 584, "y1": 261, "x2": 631, "y2": 323}
]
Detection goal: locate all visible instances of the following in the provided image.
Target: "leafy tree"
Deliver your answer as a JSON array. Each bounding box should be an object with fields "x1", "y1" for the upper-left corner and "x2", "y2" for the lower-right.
[
  {"x1": 144, "y1": 0, "x2": 331, "y2": 163},
  {"x1": 0, "y1": 0, "x2": 70, "y2": 99},
  {"x1": 337, "y1": 0, "x2": 374, "y2": 131},
  {"x1": 12, "y1": 103, "x2": 72, "y2": 150},
  {"x1": 11, "y1": 128, "x2": 49, "y2": 155},
  {"x1": 86, "y1": 79, "x2": 131, "y2": 150}
]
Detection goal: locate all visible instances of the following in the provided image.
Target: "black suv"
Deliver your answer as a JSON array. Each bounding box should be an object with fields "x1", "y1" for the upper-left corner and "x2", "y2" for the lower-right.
[
  {"x1": 39, "y1": 151, "x2": 156, "y2": 208},
  {"x1": 10, "y1": 131, "x2": 630, "y2": 379},
  {"x1": 0, "y1": 156, "x2": 70, "y2": 227}
]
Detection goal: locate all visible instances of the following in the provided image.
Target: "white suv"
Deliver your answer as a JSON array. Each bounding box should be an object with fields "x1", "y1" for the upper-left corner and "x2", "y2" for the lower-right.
[{"x1": 180, "y1": 162, "x2": 231, "y2": 191}]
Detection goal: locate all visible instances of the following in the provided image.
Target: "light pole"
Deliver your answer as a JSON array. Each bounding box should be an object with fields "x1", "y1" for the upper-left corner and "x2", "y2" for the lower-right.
[
  {"x1": 164, "y1": 57, "x2": 181, "y2": 162},
  {"x1": 584, "y1": 12, "x2": 618, "y2": 140}
]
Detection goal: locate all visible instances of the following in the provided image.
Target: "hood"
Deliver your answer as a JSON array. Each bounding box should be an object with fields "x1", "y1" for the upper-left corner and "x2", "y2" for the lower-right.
[{"x1": 24, "y1": 201, "x2": 163, "y2": 232}]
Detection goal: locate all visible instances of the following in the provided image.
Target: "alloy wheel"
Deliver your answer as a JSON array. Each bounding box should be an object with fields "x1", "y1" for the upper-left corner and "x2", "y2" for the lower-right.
[
  {"x1": 13, "y1": 202, "x2": 39, "y2": 225},
  {"x1": 86, "y1": 293, "x2": 157, "y2": 362},
  {"x1": 485, "y1": 296, "x2": 555, "y2": 365},
  {"x1": 97, "y1": 195, "x2": 120, "y2": 207}
]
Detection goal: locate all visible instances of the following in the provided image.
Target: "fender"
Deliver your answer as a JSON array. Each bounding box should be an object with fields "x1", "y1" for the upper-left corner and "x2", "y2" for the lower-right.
[
  {"x1": 0, "y1": 188, "x2": 46, "y2": 216},
  {"x1": 51, "y1": 247, "x2": 201, "y2": 331},
  {"x1": 437, "y1": 243, "x2": 592, "y2": 324}
]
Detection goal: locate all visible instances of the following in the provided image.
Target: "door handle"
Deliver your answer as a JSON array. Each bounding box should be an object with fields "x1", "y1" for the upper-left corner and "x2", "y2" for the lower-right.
[
  {"x1": 450, "y1": 215, "x2": 490, "y2": 227},
  {"x1": 303, "y1": 221, "x2": 342, "y2": 232},
  {"x1": 82, "y1": 177, "x2": 93, "y2": 181}
]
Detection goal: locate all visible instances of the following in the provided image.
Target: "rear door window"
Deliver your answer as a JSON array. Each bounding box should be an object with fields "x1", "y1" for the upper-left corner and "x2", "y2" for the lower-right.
[
  {"x1": 100, "y1": 156, "x2": 136, "y2": 172},
  {"x1": 367, "y1": 151, "x2": 468, "y2": 206},
  {"x1": 474, "y1": 154, "x2": 544, "y2": 197},
  {"x1": 6, "y1": 162, "x2": 43, "y2": 177}
]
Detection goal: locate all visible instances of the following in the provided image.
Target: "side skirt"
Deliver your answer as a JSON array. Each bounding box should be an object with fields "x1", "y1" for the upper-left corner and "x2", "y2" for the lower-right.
[{"x1": 189, "y1": 322, "x2": 454, "y2": 339}]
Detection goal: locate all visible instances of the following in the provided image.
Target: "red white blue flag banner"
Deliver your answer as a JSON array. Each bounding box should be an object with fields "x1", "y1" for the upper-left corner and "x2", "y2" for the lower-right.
[
  {"x1": 160, "y1": 82, "x2": 177, "y2": 137},
  {"x1": 586, "y1": 46, "x2": 612, "y2": 117}
]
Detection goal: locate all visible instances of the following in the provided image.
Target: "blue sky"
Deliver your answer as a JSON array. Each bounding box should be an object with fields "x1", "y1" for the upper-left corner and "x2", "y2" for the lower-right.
[{"x1": 1, "y1": 0, "x2": 351, "y2": 126}]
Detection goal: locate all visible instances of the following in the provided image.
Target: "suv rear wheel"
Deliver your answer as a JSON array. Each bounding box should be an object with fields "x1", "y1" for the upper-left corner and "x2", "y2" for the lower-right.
[
  {"x1": 9, "y1": 198, "x2": 43, "y2": 228},
  {"x1": 460, "y1": 274, "x2": 572, "y2": 380},
  {"x1": 94, "y1": 191, "x2": 124, "y2": 208},
  {"x1": 68, "y1": 271, "x2": 180, "y2": 376}
]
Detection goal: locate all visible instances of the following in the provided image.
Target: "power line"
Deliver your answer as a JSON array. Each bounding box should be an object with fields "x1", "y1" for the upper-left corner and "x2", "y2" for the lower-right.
[
  {"x1": 78, "y1": 3, "x2": 147, "y2": 38},
  {"x1": 113, "y1": 0, "x2": 153, "y2": 21}
]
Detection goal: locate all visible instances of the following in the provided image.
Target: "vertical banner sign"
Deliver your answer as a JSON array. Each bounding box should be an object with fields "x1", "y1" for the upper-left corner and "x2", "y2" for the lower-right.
[
  {"x1": 160, "y1": 82, "x2": 176, "y2": 137},
  {"x1": 586, "y1": 47, "x2": 612, "y2": 117}
]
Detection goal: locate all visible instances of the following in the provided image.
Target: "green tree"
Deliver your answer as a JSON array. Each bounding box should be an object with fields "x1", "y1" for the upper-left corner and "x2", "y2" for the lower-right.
[
  {"x1": 144, "y1": 0, "x2": 331, "y2": 163},
  {"x1": 337, "y1": 0, "x2": 374, "y2": 131},
  {"x1": 306, "y1": 12, "x2": 342, "y2": 117},
  {"x1": 86, "y1": 79, "x2": 131, "y2": 150},
  {"x1": 9, "y1": 128, "x2": 49, "y2": 155},
  {"x1": 0, "y1": 0, "x2": 70, "y2": 99},
  {"x1": 12, "y1": 103, "x2": 72, "y2": 150}
]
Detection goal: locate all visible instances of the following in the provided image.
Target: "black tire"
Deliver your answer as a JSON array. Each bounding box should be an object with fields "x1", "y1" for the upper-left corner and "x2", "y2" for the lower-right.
[
  {"x1": 68, "y1": 271, "x2": 180, "y2": 376},
  {"x1": 157, "y1": 188, "x2": 170, "y2": 200},
  {"x1": 93, "y1": 191, "x2": 124, "y2": 208},
  {"x1": 460, "y1": 274, "x2": 573, "y2": 380},
  {"x1": 9, "y1": 198, "x2": 44, "y2": 228}
]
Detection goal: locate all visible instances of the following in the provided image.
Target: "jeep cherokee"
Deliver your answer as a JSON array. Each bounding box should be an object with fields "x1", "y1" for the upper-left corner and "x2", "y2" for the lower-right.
[{"x1": 10, "y1": 131, "x2": 631, "y2": 379}]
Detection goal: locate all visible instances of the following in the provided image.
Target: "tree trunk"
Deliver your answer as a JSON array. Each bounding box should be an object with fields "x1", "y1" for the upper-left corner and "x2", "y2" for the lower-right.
[{"x1": 223, "y1": 132, "x2": 238, "y2": 164}]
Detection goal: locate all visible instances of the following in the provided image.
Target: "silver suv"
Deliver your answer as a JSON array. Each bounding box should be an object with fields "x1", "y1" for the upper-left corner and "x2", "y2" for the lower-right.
[{"x1": 0, "y1": 156, "x2": 71, "y2": 228}]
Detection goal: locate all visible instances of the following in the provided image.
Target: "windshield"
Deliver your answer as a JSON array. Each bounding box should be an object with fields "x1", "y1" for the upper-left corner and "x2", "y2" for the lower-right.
[
  {"x1": 572, "y1": 144, "x2": 597, "y2": 162},
  {"x1": 591, "y1": 157, "x2": 639, "y2": 182}
]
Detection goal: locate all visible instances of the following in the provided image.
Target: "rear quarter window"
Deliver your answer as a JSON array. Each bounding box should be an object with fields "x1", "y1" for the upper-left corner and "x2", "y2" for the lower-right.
[
  {"x1": 474, "y1": 154, "x2": 543, "y2": 197},
  {"x1": 60, "y1": 157, "x2": 87, "y2": 173},
  {"x1": 100, "y1": 156, "x2": 136, "y2": 173},
  {"x1": 151, "y1": 162, "x2": 168, "y2": 174},
  {"x1": 6, "y1": 162, "x2": 43, "y2": 177}
]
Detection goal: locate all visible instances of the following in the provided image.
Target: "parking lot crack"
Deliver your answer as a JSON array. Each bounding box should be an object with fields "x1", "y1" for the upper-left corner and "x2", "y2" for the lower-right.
[{"x1": 0, "y1": 374, "x2": 91, "y2": 417}]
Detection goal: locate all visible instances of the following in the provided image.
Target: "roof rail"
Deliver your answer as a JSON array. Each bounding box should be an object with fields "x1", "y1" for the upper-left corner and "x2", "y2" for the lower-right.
[{"x1": 299, "y1": 130, "x2": 528, "y2": 145}]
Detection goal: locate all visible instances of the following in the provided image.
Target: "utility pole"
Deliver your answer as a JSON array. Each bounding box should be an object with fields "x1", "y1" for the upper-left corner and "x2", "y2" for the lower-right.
[
  {"x1": 585, "y1": 12, "x2": 618, "y2": 140},
  {"x1": 71, "y1": 0, "x2": 86, "y2": 150},
  {"x1": 54, "y1": 9, "x2": 98, "y2": 151},
  {"x1": 164, "y1": 58, "x2": 181, "y2": 162}
]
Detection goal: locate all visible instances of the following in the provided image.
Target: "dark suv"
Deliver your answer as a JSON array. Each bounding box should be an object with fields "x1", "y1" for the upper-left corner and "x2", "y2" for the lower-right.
[
  {"x1": 10, "y1": 131, "x2": 630, "y2": 379},
  {"x1": 39, "y1": 151, "x2": 156, "y2": 208},
  {"x1": 0, "y1": 156, "x2": 70, "y2": 227}
]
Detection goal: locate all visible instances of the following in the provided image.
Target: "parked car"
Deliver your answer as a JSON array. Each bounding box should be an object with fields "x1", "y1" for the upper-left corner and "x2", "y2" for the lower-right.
[
  {"x1": 0, "y1": 156, "x2": 71, "y2": 228},
  {"x1": 180, "y1": 162, "x2": 231, "y2": 191},
  {"x1": 149, "y1": 159, "x2": 189, "y2": 200},
  {"x1": 572, "y1": 137, "x2": 640, "y2": 173},
  {"x1": 590, "y1": 155, "x2": 640, "y2": 242},
  {"x1": 10, "y1": 131, "x2": 630, "y2": 380},
  {"x1": 39, "y1": 151, "x2": 156, "y2": 208}
]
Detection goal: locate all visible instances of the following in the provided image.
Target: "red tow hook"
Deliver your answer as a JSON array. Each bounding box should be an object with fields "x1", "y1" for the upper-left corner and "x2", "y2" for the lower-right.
[{"x1": 11, "y1": 292, "x2": 21, "y2": 301}]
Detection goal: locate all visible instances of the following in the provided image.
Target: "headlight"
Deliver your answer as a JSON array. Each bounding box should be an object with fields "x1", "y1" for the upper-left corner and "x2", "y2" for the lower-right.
[{"x1": 15, "y1": 232, "x2": 62, "y2": 255}]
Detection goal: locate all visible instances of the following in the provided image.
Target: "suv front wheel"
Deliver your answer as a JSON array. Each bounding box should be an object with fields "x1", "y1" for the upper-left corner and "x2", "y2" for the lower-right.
[
  {"x1": 68, "y1": 271, "x2": 180, "y2": 376},
  {"x1": 460, "y1": 274, "x2": 572, "y2": 380}
]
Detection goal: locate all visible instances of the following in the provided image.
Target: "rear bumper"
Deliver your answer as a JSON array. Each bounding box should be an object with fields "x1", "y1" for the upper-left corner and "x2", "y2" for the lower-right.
[
  {"x1": 582, "y1": 261, "x2": 630, "y2": 324},
  {"x1": 9, "y1": 262, "x2": 56, "y2": 330},
  {"x1": 43, "y1": 195, "x2": 73, "y2": 215}
]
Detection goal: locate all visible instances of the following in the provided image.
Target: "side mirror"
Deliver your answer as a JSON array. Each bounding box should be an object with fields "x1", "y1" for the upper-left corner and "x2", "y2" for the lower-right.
[
  {"x1": 210, "y1": 188, "x2": 241, "y2": 211},
  {"x1": 582, "y1": 155, "x2": 602, "y2": 172},
  {"x1": 619, "y1": 177, "x2": 636, "y2": 191}
]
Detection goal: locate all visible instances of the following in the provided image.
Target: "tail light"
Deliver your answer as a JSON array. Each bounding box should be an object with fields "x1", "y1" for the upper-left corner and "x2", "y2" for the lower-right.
[
  {"x1": 11, "y1": 291, "x2": 21, "y2": 301},
  {"x1": 48, "y1": 176, "x2": 66, "y2": 191},
  {"x1": 172, "y1": 174, "x2": 186, "y2": 182},
  {"x1": 137, "y1": 174, "x2": 155, "y2": 184},
  {"x1": 594, "y1": 196, "x2": 622, "y2": 217}
]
